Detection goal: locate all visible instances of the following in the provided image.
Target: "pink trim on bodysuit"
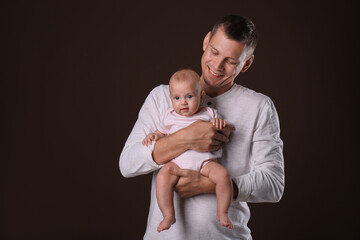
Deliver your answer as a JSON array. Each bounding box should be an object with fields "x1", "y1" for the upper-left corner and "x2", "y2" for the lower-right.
[
  {"x1": 204, "y1": 107, "x2": 216, "y2": 119},
  {"x1": 200, "y1": 159, "x2": 217, "y2": 170}
]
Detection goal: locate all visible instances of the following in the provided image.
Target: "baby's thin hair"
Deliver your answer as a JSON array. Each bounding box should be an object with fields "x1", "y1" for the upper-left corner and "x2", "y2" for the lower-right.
[{"x1": 169, "y1": 68, "x2": 201, "y2": 90}]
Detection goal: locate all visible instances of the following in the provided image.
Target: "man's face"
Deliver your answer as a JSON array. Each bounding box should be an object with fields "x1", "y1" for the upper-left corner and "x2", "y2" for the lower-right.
[
  {"x1": 169, "y1": 80, "x2": 203, "y2": 117},
  {"x1": 200, "y1": 27, "x2": 253, "y2": 96}
]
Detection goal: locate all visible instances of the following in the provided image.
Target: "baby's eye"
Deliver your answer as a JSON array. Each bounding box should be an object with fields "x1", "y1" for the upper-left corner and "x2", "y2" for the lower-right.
[
  {"x1": 187, "y1": 95, "x2": 193, "y2": 99},
  {"x1": 174, "y1": 96, "x2": 180, "y2": 100}
]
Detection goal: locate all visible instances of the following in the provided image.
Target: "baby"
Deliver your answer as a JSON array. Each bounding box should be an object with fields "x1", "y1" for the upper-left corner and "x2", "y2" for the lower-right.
[{"x1": 142, "y1": 69, "x2": 233, "y2": 232}]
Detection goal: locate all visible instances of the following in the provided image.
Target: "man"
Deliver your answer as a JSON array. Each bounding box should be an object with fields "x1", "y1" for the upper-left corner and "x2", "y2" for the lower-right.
[{"x1": 120, "y1": 15, "x2": 284, "y2": 240}]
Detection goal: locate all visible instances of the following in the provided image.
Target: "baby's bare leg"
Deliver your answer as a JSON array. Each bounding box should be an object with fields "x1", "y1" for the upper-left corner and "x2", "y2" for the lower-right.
[
  {"x1": 156, "y1": 162, "x2": 180, "y2": 232},
  {"x1": 200, "y1": 161, "x2": 234, "y2": 229}
]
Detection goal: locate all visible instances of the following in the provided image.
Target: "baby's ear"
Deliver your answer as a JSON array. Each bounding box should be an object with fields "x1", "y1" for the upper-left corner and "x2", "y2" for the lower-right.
[{"x1": 200, "y1": 90, "x2": 205, "y2": 103}]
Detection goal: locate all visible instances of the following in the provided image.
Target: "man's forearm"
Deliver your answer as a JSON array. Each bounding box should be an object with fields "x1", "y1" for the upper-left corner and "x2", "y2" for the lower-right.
[
  {"x1": 152, "y1": 129, "x2": 189, "y2": 165},
  {"x1": 153, "y1": 120, "x2": 232, "y2": 165}
]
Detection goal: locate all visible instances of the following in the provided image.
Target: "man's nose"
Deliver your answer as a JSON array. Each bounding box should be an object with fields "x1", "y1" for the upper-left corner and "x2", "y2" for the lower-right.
[{"x1": 213, "y1": 57, "x2": 224, "y2": 71}]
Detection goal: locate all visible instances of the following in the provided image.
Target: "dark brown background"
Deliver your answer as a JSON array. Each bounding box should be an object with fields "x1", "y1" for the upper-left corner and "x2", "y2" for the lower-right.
[{"x1": 1, "y1": 0, "x2": 358, "y2": 239}]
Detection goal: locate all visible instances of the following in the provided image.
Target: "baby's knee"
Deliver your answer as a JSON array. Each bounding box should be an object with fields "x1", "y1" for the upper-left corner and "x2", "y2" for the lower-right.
[
  {"x1": 208, "y1": 166, "x2": 230, "y2": 184},
  {"x1": 157, "y1": 163, "x2": 179, "y2": 182},
  {"x1": 217, "y1": 166, "x2": 230, "y2": 180},
  {"x1": 157, "y1": 165, "x2": 171, "y2": 179}
]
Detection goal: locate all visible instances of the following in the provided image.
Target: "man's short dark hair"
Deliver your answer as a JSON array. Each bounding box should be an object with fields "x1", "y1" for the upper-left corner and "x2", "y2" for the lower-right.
[{"x1": 211, "y1": 15, "x2": 258, "y2": 53}]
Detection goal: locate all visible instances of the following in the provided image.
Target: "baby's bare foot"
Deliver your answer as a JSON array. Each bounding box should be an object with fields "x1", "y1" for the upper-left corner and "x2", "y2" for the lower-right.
[
  {"x1": 157, "y1": 216, "x2": 176, "y2": 232},
  {"x1": 217, "y1": 214, "x2": 234, "y2": 229}
]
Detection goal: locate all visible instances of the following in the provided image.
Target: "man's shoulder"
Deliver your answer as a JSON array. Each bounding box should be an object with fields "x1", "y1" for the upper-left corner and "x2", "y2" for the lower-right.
[
  {"x1": 232, "y1": 84, "x2": 270, "y2": 104},
  {"x1": 144, "y1": 85, "x2": 171, "y2": 116},
  {"x1": 149, "y1": 84, "x2": 169, "y2": 98}
]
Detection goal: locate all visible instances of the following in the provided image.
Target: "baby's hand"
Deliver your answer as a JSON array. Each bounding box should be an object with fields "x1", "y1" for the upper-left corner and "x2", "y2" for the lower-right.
[
  {"x1": 142, "y1": 133, "x2": 159, "y2": 146},
  {"x1": 211, "y1": 118, "x2": 226, "y2": 129}
]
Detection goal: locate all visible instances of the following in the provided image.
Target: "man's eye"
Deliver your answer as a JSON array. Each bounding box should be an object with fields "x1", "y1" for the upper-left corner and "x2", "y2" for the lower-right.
[
  {"x1": 187, "y1": 95, "x2": 193, "y2": 99},
  {"x1": 226, "y1": 59, "x2": 238, "y2": 65}
]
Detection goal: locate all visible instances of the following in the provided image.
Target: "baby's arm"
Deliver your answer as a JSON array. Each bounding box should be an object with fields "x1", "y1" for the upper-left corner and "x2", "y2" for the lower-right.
[
  {"x1": 142, "y1": 130, "x2": 166, "y2": 147},
  {"x1": 211, "y1": 117, "x2": 226, "y2": 130}
]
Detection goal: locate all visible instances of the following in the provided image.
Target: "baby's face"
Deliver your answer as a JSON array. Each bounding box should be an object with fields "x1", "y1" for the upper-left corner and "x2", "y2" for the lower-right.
[{"x1": 169, "y1": 80, "x2": 202, "y2": 117}]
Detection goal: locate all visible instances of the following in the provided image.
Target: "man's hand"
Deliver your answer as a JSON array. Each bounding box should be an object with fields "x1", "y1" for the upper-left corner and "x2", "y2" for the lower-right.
[
  {"x1": 184, "y1": 120, "x2": 235, "y2": 152},
  {"x1": 169, "y1": 167, "x2": 215, "y2": 198}
]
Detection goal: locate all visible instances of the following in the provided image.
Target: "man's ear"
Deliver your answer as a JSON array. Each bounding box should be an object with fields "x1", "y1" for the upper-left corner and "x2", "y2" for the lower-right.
[
  {"x1": 241, "y1": 55, "x2": 254, "y2": 72},
  {"x1": 203, "y1": 32, "x2": 211, "y2": 51}
]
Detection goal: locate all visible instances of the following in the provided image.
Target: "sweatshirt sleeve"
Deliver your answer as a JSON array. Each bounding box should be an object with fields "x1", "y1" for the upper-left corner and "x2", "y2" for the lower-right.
[
  {"x1": 157, "y1": 109, "x2": 171, "y2": 134},
  {"x1": 234, "y1": 99, "x2": 285, "y2": 203},
  {"x1": 119, "y1": 86, "x2": 167, "y2": 178}
]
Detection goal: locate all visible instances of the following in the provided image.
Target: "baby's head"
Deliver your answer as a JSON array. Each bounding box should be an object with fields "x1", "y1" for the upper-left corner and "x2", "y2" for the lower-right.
[{"x1": 169, "y1": 69, "x2": 205, "y2": 117}]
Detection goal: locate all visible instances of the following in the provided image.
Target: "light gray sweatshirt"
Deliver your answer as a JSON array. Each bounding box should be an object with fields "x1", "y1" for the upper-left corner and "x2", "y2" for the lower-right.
[{"x1": 120, "y1": 84, "x2": 285, "y2": 240}]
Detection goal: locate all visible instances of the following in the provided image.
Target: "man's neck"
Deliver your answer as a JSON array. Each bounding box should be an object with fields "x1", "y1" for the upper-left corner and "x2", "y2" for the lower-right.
[{"x1": 200, "y1": 78, "x2": 234, "y2": 97}]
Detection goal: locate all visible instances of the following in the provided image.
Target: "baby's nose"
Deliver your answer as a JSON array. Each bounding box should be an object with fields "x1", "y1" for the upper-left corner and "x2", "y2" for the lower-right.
[{"x1": 180, "y1": 99, "x2": 187, "y2": 104}]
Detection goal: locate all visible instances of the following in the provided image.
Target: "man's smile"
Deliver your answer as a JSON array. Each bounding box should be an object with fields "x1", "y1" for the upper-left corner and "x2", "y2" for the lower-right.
[{"x1": 208, "y1": 66, "x2": 224, "y2": 78}]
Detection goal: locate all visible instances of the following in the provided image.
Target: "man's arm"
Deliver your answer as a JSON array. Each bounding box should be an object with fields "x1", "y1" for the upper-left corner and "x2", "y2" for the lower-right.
[
  {"x1": 152, "y1": 121, "x2": 231, "y2": 165},
  {"x1": 119, "y1": 86, "x2": 168, "y2": 178},
  {"x1": 171, "y1": 99, "x2": 284, "y2": 203},
  {"x1": 233, "y1": 99, "x2": 285, "y2": 202},
  {"x1": 119, "y1": 85, "x2": 232, "y2": 178}
]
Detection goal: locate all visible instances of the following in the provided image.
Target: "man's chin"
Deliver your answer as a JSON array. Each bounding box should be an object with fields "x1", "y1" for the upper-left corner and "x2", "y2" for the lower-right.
[
  {"x1": 203, "y1": 75, "x2": 214, "y2": 85},
  {"x1": 204, "y1": 77, "x2": 221, "y2": 88}
]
